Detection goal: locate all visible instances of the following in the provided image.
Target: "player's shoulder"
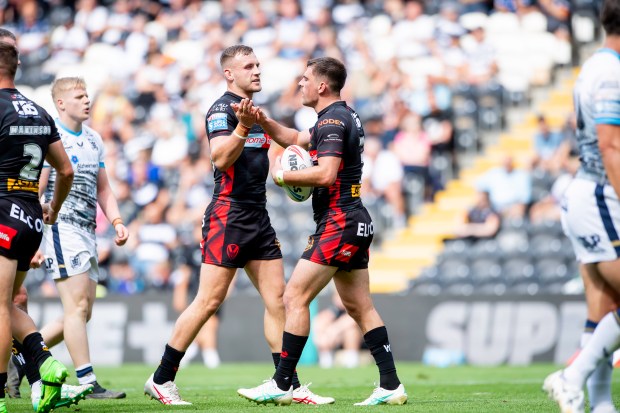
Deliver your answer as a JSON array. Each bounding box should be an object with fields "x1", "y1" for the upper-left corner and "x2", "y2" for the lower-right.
[
  {"x1": 317, "y1": 102, "x2": 351, "y2": 129},
  {"x1": 582, "y1": 50, "x2": 620, "y2": 78},
  {"x1": 207, "y1": 92, "x2": 237, "y2": 115},
  {"x1": 82, "y1": 123, "x2": 104, "y2": 143}
]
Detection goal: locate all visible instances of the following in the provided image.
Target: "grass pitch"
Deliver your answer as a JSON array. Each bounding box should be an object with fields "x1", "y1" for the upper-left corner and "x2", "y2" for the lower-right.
[{"x1": 6, "y1": 363, "x2": 617, "y2": 412}]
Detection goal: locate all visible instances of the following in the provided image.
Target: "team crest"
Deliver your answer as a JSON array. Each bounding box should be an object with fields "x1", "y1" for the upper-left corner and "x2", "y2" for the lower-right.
[
  {"x1": 577, "y1": 234, "x2": 604, "y2": 252},
  {"x1": 70, "y1": 255, "x2": 81, "y2": 268},
  {"x1": 304, "y1": 236, "x2": 314, "y2": 252},
  {"x1": 274, "y1": 238, "x2": 281, "y2": 250},
  {"x1": 227, "y1": 244, "x2": 240, "y2": 259}
]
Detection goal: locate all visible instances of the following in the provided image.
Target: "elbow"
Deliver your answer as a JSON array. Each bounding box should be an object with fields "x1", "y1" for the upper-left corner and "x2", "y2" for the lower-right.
[
  {"x1": 61, "y1": 167, "x2": 75, "y2": 182},
  {"x1": 319, "y1": 174, "x2": 337, "y2": 187},
  {"x1": 212, "y1": 158, "x2": 231, "y2": 172}
]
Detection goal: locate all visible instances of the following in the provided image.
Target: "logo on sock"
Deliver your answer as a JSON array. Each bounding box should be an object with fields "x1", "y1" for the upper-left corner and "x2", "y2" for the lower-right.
[
  {"x1": 281, "y1": 350, "x2": 288, "y2": 359},
  {"x1": 383, "y1": 344, "x2": 391, "y2": 353},
  {"x1": 40, "y1": 341, "x2": 49, "y2": 352}
]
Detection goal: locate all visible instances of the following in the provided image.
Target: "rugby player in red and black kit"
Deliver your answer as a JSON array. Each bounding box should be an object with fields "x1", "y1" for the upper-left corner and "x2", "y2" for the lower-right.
[
  {"x1": 0, "y1": 37, "x2": 75, "y2": 413},
  {"x1": 145, "y1": 45, "x2": 333, "y2": 405},
  {"x1": 237, "y1": 57, "x2": 408, "y2": 406}
]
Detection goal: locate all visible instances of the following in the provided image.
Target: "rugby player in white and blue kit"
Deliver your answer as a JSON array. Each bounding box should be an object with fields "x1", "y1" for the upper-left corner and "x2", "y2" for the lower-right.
[{"x1": 544, "y1": 1, "x2": 620, "y2": 412}]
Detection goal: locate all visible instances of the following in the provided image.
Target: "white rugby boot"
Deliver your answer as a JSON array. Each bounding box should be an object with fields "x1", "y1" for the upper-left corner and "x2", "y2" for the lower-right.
[
  {"x1": 354, "y1": 384, "x2": 408, "y2": 406},
  {"x1": 292, "y1": 383, "x2": 335, "y2": 404},
  {"x1": 238, "y1": 379, "x2": 293, "y2": 405},
  {"x1": 144, "y1": 374, "x2": 191, "y2": 405},
  {"x1": 543, "y1": 370, "x2": 585, "y2": 413}
]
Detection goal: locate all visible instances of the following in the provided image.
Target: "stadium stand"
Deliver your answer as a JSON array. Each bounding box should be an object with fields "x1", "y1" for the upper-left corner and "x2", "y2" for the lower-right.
[{"x1": 4, "y1": 0, "x2": 600, "y2": 297}]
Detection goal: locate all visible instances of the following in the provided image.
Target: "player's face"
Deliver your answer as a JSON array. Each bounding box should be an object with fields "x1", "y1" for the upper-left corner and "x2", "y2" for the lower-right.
[
  {"x1": 62, "y1": 87, "x2": 90, "y2": 122},
  {"x1": 299, "y1": 66, "x2": 320, "y2": 108},
  {"x1": 228, "y1": 52, "x2": 261, "y2": 95}
]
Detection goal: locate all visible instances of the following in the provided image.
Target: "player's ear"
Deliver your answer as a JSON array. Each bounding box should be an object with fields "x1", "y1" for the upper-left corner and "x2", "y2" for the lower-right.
[{"x1": 223, "y1": 68, "x2": 233, "y2": 81}]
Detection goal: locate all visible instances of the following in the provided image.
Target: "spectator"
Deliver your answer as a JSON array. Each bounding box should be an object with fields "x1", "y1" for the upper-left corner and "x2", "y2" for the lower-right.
[
  {"x1": 362, "y1": 136, "x2": 406, "y2": 227},
  {"x1": 313, "y1": 290, "x2": 362, "y2": 369},
  {"x1": 532, "y1": 114, "x2": 566, "y2": 174},
  {"x1": 476, "y1": 155, "x2": 532, "y2": 219},
  {"x1": 452, "y1": 190, "x2": 501, "y2": 241}
]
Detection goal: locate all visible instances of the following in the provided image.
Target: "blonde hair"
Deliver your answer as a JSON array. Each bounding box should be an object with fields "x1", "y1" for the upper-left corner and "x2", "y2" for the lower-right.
[{"x1": 51, "y1": 77, "x2": 87, "y2": 100}]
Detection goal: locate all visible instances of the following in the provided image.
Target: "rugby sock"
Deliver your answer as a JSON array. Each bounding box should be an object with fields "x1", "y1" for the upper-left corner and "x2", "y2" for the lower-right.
[
  {"x1": 364, "y1": 326, "x2": 400, "y2": 390},
  {"x1": 153, "y1": 344, "x2": 185, "y2": 385},
  {"x1": 12, "y1": 338, "x2": 41, "y2": 385},
  {"x1": 0, "y1": 372, "x2": 6, "y2": 398},
  {"x1": 581, "y1": 320, "x2": 614, "y2": 409},
  {"x1": 564, "y1": 310, "x2": 620, "y2": 387},
  {"x1": 22, "y1": 332, "x2": 52, "y2": 369},
  {"x1": 273, "y1": 332, "x2": 307, "y2": 391},
  {"x1": 76, "y1": 364, "x2": 97, "y2": 385},
  {"x1": 272, "y1": 352, "x2": 301, "y2": 389}
]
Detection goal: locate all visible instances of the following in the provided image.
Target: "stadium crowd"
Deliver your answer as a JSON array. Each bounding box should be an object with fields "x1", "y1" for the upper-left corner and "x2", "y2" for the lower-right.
[{"x1": 1, "y1": 0, "x2": 599, "y2": 296}]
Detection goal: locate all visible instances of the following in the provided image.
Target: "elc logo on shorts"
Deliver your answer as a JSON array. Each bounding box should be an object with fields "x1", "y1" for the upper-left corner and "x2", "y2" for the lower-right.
[{"x1": 0, "y1": 224, "x2": 18, "y2": 249}]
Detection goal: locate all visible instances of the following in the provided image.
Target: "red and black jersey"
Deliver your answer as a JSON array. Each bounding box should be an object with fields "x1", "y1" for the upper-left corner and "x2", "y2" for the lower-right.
[
  {"x1": 308, "y1": 101, "x2": 364, "y2": 217},
  {"x1": 205, "y1": 92, "x2": 272, "y2": 207},
  {"x1": 0, "y1": 88, "x2": 60, "y2": 202}
]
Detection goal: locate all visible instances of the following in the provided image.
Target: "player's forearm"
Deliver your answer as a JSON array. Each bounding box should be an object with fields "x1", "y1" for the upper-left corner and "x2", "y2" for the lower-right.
[
  {"x1": 97, "y1": 186, "x2": 123, "y2": 225},
  {"x1": 50, "y1": 168, "x2": 73, "y2": 212},
  {"x1": 259, "y1": 116, "x2": 299, "y2": 147},
  {"x1": 599, "y1": 124, "x2": 620, "y2": 199}
]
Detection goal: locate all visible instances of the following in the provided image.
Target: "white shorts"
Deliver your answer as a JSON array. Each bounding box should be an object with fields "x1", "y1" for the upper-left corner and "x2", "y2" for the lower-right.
[
  {"x1": 561, "y1": 178, "x2": 620, "y2": 264},
  {"x1": 41, "y1": 222, "x2": 99, "y2": 282}
]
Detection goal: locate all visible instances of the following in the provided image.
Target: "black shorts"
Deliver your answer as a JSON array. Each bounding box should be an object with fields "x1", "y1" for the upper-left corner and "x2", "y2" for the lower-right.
[
  {"x1": 302, "y1": 207, "x2": 373, "y2": 271},
  {"x1": 201, "y1": 200, "x2": 282, "y2": 268},
  {"x1": 0, "y1": 198, "x2": 43, "y2": 271}
]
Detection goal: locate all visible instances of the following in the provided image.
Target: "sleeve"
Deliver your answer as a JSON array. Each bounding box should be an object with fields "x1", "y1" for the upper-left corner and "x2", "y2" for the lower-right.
[
  {"x1": 205, "y1": 104, "x2": 237, "y2": 140},
  {"x1": 315, "y1": 114, "x2": 346, "y2": 158},
  {"x1": 593, "y1": 64, "x2": 620, "y2": 126},
  {"x1": 48, "y1": 116, "x2": 61, "y2": 145},
  {"x1": 99, "y1": 136, "x2": 106, "y2": 168}
]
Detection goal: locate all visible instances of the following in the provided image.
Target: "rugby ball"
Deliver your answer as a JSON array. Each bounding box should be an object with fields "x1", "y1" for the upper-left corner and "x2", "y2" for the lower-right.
[{"x1": 281, "y1": 145, "x2": 314, "y2": 202}]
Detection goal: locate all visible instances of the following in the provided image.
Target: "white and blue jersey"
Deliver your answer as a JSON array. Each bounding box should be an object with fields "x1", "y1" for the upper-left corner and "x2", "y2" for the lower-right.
[
  {"x1": 573, "y1": 48, "x2": 620, "y2": 185},
  {"x1": 43, "y1": 120, "x2": 105, "y2": 233},
  {"x1": 562, "y1": 48, "x2": 620, "y2": 264}
]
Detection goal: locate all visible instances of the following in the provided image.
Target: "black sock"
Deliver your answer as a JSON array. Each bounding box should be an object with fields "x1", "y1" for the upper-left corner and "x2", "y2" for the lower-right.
[
  {"x1": 153, "y1": 344, "x2": 185, "y2": 385},
  {"x1": 273, "y1": 332, "x2": 307, "y2": 391},
  {"x1": 22, "y1": 333, "x2": 51, "y2": 369},
  {"x1": 0, "y1": 372, "x2": 6, "y2": 399},
  {"x1": 12, "y1": 338, "x2": 41, "y2": 385},
  {"x1": 272, "y1": 352, "x2": 300, "y2": 389},
  {"x1": 364, "y1": 326, "x2": 400, "y2": 390}
]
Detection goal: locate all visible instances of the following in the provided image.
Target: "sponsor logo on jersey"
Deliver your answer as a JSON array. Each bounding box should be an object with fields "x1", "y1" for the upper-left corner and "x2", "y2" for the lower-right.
[
  {"x1": 227, "y1": 244, "x2": 240, "y2": 260},
  {"x1": 207, "y1": 112, "x2": 228, "y2": 133},
  {"x1": 317, "y1": 118, "x2": 344, "y2": 128},
  {"x1": 77, "y1": 141, "x2": 83, "y2": 147},
  {"x1": 71, "y1": 155, "x2": 79, "y2": 164},
  {"x1": 0, "y1": 224, "x2": 17, "y2": 249},
  {"x1": 324, "y1": 133, "x2": 342, "y2": 143},
  {"x1": 7, "y1": 178, "x2": 38, "y2": 193},
  {"x1": 87, "y1": 137, "x2": 98, "y2": 150},
  {"x1": 213, "y1": 103, "x2": 229, "y2": 112},
  {"x1": 334, "y1": 243, "x2": 359, "y2": 263},
  {"x1": 243, "y1": 133, "x2": 272, "y2": 148},
  {"x1": 9, "y1": 125, "x2": 51, "y2": 135},
  {"x1": 351, "y1": 184, "x2": 361, "y2": 198}
]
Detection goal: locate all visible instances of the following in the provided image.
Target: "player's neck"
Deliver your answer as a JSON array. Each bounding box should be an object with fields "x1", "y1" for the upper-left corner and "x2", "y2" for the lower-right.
[
  {"x1": 603, "y1": 35, "x2": 620, "y2": 54},
  {"x1": 0, "y1": 78, "x2": 15, "y2": 89},
  {"x1": 228, "y1": 85, "x2": 253, "y2": 100},
  {"x1": 58, "y1": 115, "x2": 83, "y2": 134},
  {"x1": 314, "y1": 96, "x2": 341, "y2": 113}
]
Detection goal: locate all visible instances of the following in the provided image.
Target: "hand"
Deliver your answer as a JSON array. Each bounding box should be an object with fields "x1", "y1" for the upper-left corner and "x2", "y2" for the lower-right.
[
  {"x1": 271, "y1": 156, "x2": 283, "y2": 187},
  {"x1": 42, "y1": 203, "x2": 58, "y2": 225},
  {"x1": 114, "y1": 223, "x2": 129, "y2": 246},
  {"x1": 232, "y1": 98, "x2": 259, "y2": 129},
  {"x1": 29, "y1": 250, "x2": 45, "y2": 269}
]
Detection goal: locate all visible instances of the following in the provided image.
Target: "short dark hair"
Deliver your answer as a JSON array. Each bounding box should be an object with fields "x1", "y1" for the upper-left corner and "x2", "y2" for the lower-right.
[
  {"x1": 0, "y1": 28, "x2": 16, "y2": 42},
  {"x1": 601, "y1": 0, "x2": 620, "y2": 36},
  {"x1": 307, "y1": 57, "x2": 347, "y2": 95},
  {"x1": 220, "y1": 45, "x2": 254, "y2": 69},
  {"x1": 0, "y1": 42, "x2": 18, "y2": 79}
]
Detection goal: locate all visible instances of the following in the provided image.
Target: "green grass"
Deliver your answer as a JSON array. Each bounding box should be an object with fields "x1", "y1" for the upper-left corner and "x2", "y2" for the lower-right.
[{"x1": 6, "y1": 363, "x2": 619, "y2": 412}]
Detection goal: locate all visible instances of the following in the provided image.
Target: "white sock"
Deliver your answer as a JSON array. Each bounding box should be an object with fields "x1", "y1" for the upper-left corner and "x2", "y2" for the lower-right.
[
  {"x1": 341, "y1": 350, "x2": 359, "y2": 368},
  {"x1": 202, "y1": 349, "x2": 220, "y2": 369},
  {"x1": 319, "y1": 351, "x2": 333, "y2": 369},
  {"x1": 565, "y1": 312, "x2": 620, "y2": 388},
  {"x1": 75, "y1": 364, "x2": 97, "y2": 385},
  {"x1": 582, "y1": 329, "x2": 615, "y2": 410}
]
